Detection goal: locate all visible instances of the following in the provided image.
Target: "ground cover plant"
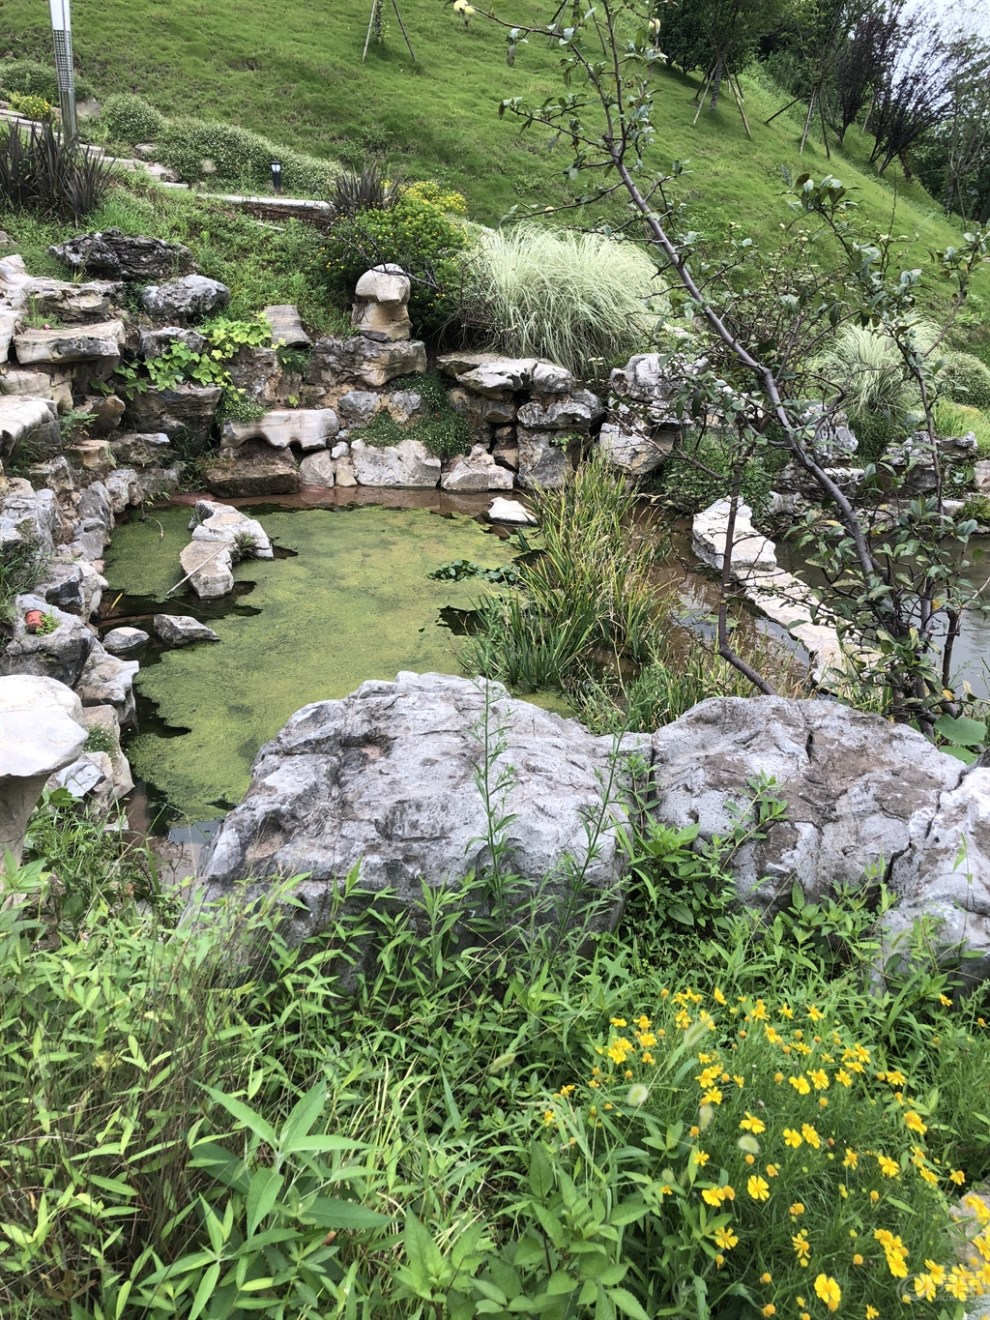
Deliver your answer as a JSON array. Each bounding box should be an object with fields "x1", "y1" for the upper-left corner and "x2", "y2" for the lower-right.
[{"x1": 3, "y1": 771, "x2": 989, "y2": 1318}]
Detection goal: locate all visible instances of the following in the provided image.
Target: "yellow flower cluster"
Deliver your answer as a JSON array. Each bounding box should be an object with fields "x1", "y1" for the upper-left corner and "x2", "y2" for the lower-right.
[{"x1": 540, "y1": 987, "x2": 989, "y2": 1315}]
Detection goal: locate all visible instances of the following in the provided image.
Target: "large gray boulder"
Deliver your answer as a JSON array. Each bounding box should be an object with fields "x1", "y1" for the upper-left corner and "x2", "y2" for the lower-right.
[
  {"x1": 50, "y1": 229, "x2": 196, "y2": 281},
  {"x1": 0, "y1": 597, "x2": 95, "y2": 687},
  {"x1": 128, "y1": 383, "x2": 222, "y2": 448},
  {"x1": 649, "y1": 696, "x2": 962, "y2": 905},
  {"x1": 139, "y1": 275, "x2": 229, "y2": 324},
  {"x1": 197, "y1": 673, "x2": 647, "y2": 950},
  {"x1": 0, "y1": 675, "x2": 88, "y2": 868},
  {"x1": 12, "y1": 321, "x2": 126, "y2": 367},
  {"x1": 306, "y1": 336, "x2": 426, "y2": 391},
  {"x1": 350, "y1": 438, "x2": 440, "y2": 487}
]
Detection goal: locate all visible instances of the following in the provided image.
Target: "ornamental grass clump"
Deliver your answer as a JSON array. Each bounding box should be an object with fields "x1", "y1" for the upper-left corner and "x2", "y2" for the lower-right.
[
  {"x1": 540, "y1": 988, "x2": 989, "y2": 1318},
  {"x1": 461, "y1": 223, "x2": 667, "y2": 376}
]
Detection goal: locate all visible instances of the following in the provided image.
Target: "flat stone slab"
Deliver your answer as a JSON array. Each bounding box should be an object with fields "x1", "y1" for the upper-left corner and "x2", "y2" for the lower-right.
[
  {"x1": 263, "y1": 304, "x2": 310, "y2": 348},
  {"x1": 13, "y1": 320, "x2": 126, "y2": 366},
  {"x1": 223, "y1": 408, "x2": 338, "y2": 452},
  {"x1": 154, "y1": 614, "x2": 220, "y2": 646},
  {"x1": 489, "y1": 497, "x2": 537, "y2": 525},
  {"x1": 437, "y1": 352, "x2": 574, "y2": 397},
  {"x1": 0, "y1": 396, "x2": 59, "y2": 457}
]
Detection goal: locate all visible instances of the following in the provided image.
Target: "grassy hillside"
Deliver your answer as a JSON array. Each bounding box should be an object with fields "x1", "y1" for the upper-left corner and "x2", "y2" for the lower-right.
[{"x1": 3, "y1": 0, "x2": 988, "y2": 332}]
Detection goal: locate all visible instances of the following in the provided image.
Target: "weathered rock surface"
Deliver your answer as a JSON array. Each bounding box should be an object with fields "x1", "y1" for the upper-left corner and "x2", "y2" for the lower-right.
[
  {"x1": 226, "y1": 346, "x2": 283, "y2": 408},
  {"x1": 516, "y1": 390, "x2": 603, "y2": 432},
  {"x1": 517, "y1": 429, "x2": 577, "y2": 489},
  {"x1": 203, "y1": 448, "x2": 300, "y2": 498},
  {"x1": 263, "y1": 304, "x2": 310, "y2": 349},
  {"x1": 351, "y1": 264, "x2": 412, "y2": 342},
  {"x1": 298, "y1": 450, "x2": 336, "y2": 488},
  {"x1": 650, "y1": 697, "x2": 961, "y2": 908},
  {"x1": 197, "y1": 673, "x2": 647, "y2": 949},
  {"x1": 489, "y1": 497, "x2": 537, "y2": 525},
  {"x1": 350, "y1": 438, "x2": 440, "y2": 487},
  {"x1": 102, "y1": 626, "x2": 150, "y2": 656},
  {"x1": 154, "y1": 614, "x2": 220, "y2": 647},
  {"x1": 307, "y1": 336, "x2": 427, "y2": 391},
  {"x1": 0, "y1": 675, "x2": 88, "y2": 866},
  {"x1": 128, "y1": 383, "x2": 222, "y2": 448},
  {"x1": 438, "y1": 352, "x2": 574, "y2": 398},
  {"x1": 0, "y1": 397, "x2": 60, "y2": 461},
  {"x1": 179, "y1": 501, "x2": 274, "y2": 598},
  {"x1": 596, "y1": 420, "x2": 672, "y2": 477},
  {"x1": 0, "y1": 597, "x2": 95, "y2": 687},
  {"x1": 75, "y1": 643, "x2": 139, "y2": 727},
  {"x1": 441, "y1": 445, "x2": 515, "y2": 492},
  {"x1": 139, "y1": 275, "x2": 230, "y2": 323},
  {"x1": 139, "y1": 327, "x2": 206, "y2": 359},
  {"x1": 223, "y1": 408, "x2": 339, "y2": 452},
  {"x1": 693, "y1": 499, "x2": 777, "y2": 573},
  {"x1": 13, "y1": 320, "x2": 126, "y2": 367},
  {"x1": 886, "y1": 768, "x2": 990, "y2": 985},
  {"x1": 108, "y1": 432, "x2": 172, "y2": 467},
  {"x1": 50, "y1": 229, "x2": 196, "y2": 281}
]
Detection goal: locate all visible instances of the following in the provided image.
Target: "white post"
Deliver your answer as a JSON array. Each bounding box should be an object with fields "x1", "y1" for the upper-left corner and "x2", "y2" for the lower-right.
[{"x1": 48, "y1": 0, "x2": 78, "y2": 146}]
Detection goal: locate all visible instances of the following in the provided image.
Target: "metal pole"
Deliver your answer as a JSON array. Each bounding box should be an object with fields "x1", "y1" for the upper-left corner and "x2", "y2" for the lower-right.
[{"x1": 48, "y1": 0, "x2": 78, "y2": 146}]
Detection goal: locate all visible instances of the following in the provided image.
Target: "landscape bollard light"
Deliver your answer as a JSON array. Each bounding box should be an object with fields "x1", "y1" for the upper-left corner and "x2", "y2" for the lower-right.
[
  {"x1": 48, "y1": 0, "x2": 79, "y2": 146},
  {"x1": 271, "y1": 161, "x2": 283, "y2": 195}
]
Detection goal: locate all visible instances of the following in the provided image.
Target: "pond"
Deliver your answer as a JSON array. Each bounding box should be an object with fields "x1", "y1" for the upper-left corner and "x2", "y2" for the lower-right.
[{"x1": 102, "y1": 495, "x2": 518, "y2": 833}]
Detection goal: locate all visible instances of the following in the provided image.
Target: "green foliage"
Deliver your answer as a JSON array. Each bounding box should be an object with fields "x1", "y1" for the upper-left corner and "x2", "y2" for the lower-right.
[
  {"x1": 814, "y1": 321, "x2": 938, "y2": 453},
  {"x1": 323, "y1": 189, "x2": 470, "y2": 338},
  {"x1": 329, "y1": 160, "x2": 402, "y2": 218},
  {"x1": 7, "y1": 92, "x2": 52, "y2": 121},
  {"x1": 467, "y1": 454, "x2": 661, "y2": 692},
  {"x1": 661, "y1": 428, "x2": 783, "y2": 516},
  {"x1": 396, "y1": 369, "x2": 471, "y2": 459},
  {"x1": 0, "y1": 540, "x2": 43, "y2": 628},
  {"x1": 430, "y1": 558, "x2": 521, "y2": 584},
  {"x1": 117, "y1": 314, "x2": 271, "y2": 426},
  {"x1": 99, "y1": 92, "x2": 165, "y2": 145},
  {"x1": 959, "y1": 493, "x2": 990, "y2": 524},
  {"x1": 0, "y1": 58, "x2": 93, "y2": 104},
  {"x1": 934, "y1": 399, "x2": 990, "y2": 456},
  {"x1": 155, "y1": 115, "x2": 339, "y2": 194},
  {"x1": 461, "y1": 223, "x2": 666, "y2": 376},
  {"x1": 350, "y1": 409, "x2": 403, "y2": 448},
  {"x1": 938, "y1": 349, "x2": 990, "y2": 409},
  {"x1": 0, "y1": 120, "x2": 113, "y2": 223}
]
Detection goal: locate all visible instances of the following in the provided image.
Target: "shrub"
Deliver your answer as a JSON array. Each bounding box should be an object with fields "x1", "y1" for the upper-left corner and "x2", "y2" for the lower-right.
[
  {"x1": 661, "y1": 428, "x2": 783, "y2": 515},
  {"x1": 155, "y1": 116, "x2": 339, "y2": 194},
  {"x1": 934, "y1": 399, "x2": 990, "y2": 455},
  {"x1": 323, "y1": 188, "x2": 470, "y2": 338},
  {"x1": 99, "y1": 92, "x2": 165, "y2": 145},
  {"x1": 814, "y1": 322, "x2": 938, "y2": 451},
  {"x1": 0, "y1": 58, "x2": 93, "y2": 104},
  {"x1": 937, "y1": 350, "x2": 990, "y2": 409},
  {"x1": 460, "y1": 223, "x2": 667, "y2": 376},
  {"x1": 0, "y1": 120, "x2": 113, "y2": 222},
  {"x1": 7, "y1": 92, "x2": 52, "y2": 121},
  {"x1": 398, "y1": 369, "x2": 470, "y2": 459}
]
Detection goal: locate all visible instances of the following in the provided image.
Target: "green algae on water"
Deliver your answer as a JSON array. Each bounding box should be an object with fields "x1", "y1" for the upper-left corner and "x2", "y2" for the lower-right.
[{"x1": 104, "y1": 504, "x2": 516, "y2": 823}]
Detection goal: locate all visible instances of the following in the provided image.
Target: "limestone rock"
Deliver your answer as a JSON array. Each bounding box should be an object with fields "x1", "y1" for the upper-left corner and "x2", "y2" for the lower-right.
[
  {"x1": 227, "y1": 346, "x2": 283, "y2": 409},
  {"x1": 0, "y1": 481, "x2": 62, "y2": 557},
  {"x1": 75, "y1": 643, "x2": 139, "y2": 727},
  {"x1": 13, "y1": 320, "x2": 126, "y2": 366},
  {"x1": 128, "y1": 383, "x2": 222, "y2": 448},
  {"x1": 307, "y1": 336, "x2": 427, "y2": 390},
  {"x1": 298, "y1": 450, "x2": 336, "y2": 488},
  {"x1": 350, "y1": 438, "x2": 440, "y2": 488},
  {"x1": 104, "y1": 468, "x2": 142, "y2": 514},
  {"x1": 17, "y1": 276, "x2": 124, "y2": 324},
  {"x1": 516, "y1": 390, "x2": 604, "y2": 432},
  {"x1": 197, "y1": 672, "x2": 646, "y2": 951},
  {"x1": 0, "y1": 367, "x2": 68, "y2": 402},
  {"x1": 179, "y1": 539, "x2": 234, "y2": 599},
  {"x1": 223, "y1": 408, "x2": 339, "y2": 452},
  {"x1": 437, "y1": 352, "x2": 574, "y2": 398},
  {"x1": 102, "y1": 626, "x2": 150, "y2": 656},
  {"x1": 203, "y1": 448, "x2": 299, "y2": 498},
  {"x1": 441, "y1": 446, "x2": 515, "y2": 492},
  {"x1": 649, "y1": 697, "x2": 960, "y2": 908},
  {"x1": 139, "y1": 327, "x2": 206, "y2": 359},
  {"x1": 179, "y1": 500, "x2": 274, "y2": 598},
  {"x1": 108, "y1": 432, "x2": 172, "y2": 467},
  {"x1": 36, "y1": 560, "x2": 106, "y2": 617},
  {"x1": 0, "y1": 396, "x2": 60, "y2": 460},
  {"x1": 0, "y1": 596, "x2": 95, "y2": 687},
  {"x1": 338, "y1": 391, "x2": 380, "y2": 426},
  {"x1": 609, "y1": 352, "x2": 683, "y2": 417},
  {"x1": 0, "y1": 675, "x2": 88, "y2": 866},
  {"x1": 517, "y1": 429, "x2": 577, "y2": 489},
  {"x1": 50, "y1": 229, "x2": 196, "y2": 281},
  {"x1": 596, "y1": 420, "x2": 672, "y2": 477},
  {"x1": 351, "y1": 264, "x2": 412, "y2": 342},
  {"x1": 139, "y1": 275, "x2": 230, "y2": 324},
  {"x1": 154, "y1": 615, "x2": 220, "y2": 647},
  {"x1": 263, "y1": 304, "x2": 310, "y2": 349},
  {"x1": 693, "y1": 500, "x2": 778, "y2": 572},
  {"x1": 886, "y1": 768, "x2": 990, "y2": 986}
]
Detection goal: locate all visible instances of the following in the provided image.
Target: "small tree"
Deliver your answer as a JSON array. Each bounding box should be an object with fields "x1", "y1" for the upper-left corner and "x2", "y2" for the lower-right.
[{"x1": 463, "y1": 0, "x2": 990, "y2": 732}]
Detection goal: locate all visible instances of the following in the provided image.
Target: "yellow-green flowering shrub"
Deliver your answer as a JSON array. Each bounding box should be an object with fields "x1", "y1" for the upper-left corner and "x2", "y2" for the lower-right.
[{"x1": 538, "y1": 987, "x2": 989, "y2": 1318}]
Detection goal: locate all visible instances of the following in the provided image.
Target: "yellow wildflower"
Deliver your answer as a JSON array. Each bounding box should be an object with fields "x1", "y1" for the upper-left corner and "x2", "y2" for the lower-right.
[
  {"x1": 813, "y1": 1273, "x2": 841, "y2": 1312},
  {"x1": 789, "y1": 1076, "x2": 811, "y2": 1095},
  {"x1": 739, "y1": 1112, "x2": 766, "y2": 1134},
  {"x1": 747, "y1": 1176, "x2": 771, "y2": 1201},
  {"x1": 784, "y1": 1129, "x2": 803, "y2": 1148},
  {"x1": 903, "y1": 1110, "x2": 927, "y2": 1135},
  {"x1": 714, "y1": 1226, "x2": 738, "y2": 1250},
  {"x1": 801, "y1": 1124, "x2": 821, "y2": 1149}
]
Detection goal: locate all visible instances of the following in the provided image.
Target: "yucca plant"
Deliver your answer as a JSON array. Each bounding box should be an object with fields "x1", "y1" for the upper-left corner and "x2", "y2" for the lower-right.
[
  {"x1": 329, "y1": 160, "x2": 403, "y2": 218},
  {"x1": 460, "y1": 223, "x2": 667, "y2": 375}
]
